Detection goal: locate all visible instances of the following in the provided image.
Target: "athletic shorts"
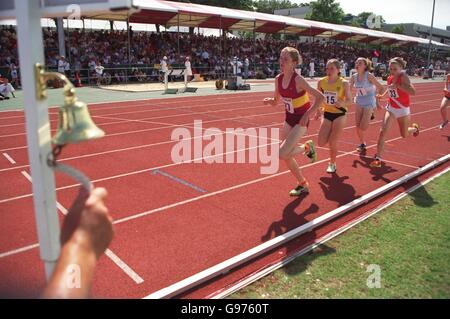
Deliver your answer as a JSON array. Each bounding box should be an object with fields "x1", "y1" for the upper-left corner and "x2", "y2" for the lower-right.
[
  {"x1": 324, "y1": 112, "x2": 346, "y2": 122},
  {"x1": 386, "y1": 102, "x2": 410, "y2": 119},
  {"x1": 285, "y1": 111, "x2": 309, "y2": 128},
  {"x1": 356, "y1": 102, "x2": 376, "y2": 109}
]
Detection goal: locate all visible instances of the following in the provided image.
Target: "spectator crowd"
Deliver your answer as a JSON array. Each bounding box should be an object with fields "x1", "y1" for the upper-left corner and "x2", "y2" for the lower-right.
[{"x1": 0, "y1": 24, "x2": 449, "y2": 87}]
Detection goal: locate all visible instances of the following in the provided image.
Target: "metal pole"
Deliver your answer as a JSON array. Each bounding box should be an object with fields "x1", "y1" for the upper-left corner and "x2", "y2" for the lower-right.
[
  {"x1": 127, "y1": 15, "x2": 131, "y2": 67},
  {"x1": 177, "y1": 14, "x2": 180, "y2": 59},
  {"x1": 426, "y1": 0, "x2": 436, "y2": 69},
  {"x1": 15, "y1": 0, "x2": 60, "y2": 280},
  {"x1": 253, "y1": 21, "x2": 256, "y2": 77},
  {"x1": 56, "y1": 18, "x2": 66, "y2": 58}
]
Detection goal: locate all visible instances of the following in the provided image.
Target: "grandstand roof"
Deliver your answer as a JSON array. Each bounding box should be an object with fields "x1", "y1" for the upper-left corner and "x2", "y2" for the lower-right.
[
  {"x1": 1, "y1": 0, "x2": 448, "y2": 48},
  {"x1": 128, "y1": 0, "x2": 449, "y2": 48}
]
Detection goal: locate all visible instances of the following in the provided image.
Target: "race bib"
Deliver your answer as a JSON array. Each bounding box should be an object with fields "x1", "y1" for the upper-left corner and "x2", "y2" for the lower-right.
[
  {"x1": 324, "y1": 91, "x2": 337, "y2": 105},
  {"x1": 283, "y1": 97, "x2": 295, "y2": 114},
  {"x1": 356, "y1": 88, "x2": 367, "y2": 96},
  {"x1": 388, "y1": 86, "x2": 399, "y2": 98}
]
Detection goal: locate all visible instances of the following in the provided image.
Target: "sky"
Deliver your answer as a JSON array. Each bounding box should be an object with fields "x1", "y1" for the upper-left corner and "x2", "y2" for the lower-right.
[{"x1": 295, "y1": 0, "x2": 450, "y2": 29}]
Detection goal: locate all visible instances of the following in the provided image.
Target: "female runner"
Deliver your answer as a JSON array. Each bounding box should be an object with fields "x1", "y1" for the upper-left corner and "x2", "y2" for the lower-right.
[
  {"x1": 370, "y1": 57, "x2": 419, "y2": 168},
  {"x1": 439, "y1": 73, "x2": 449, "y2": 129},
  {"x1": 349, "y1": 58, "x2": 384, "y2": 153},
  {"x1": 264, "y1": 47, "x2": 325, "y2": 196},
  {"x1": 316, "y1": 59, "x2": 352, "y2": 173}
]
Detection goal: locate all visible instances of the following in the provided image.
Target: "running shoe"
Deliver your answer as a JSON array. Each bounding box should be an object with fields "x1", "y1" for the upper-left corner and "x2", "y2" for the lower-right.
[
  {"x1": 412, "y1": 123, "x2": 420, "y2": 137},
  {"x1": 439, "y1": 120, "x2": 448, "y2": 130},
  {"x1": 370, "y1": 157, "x2": 382, "y2": 168},
  {"x1": 304, "y1": 140, "x2": 317, "y2": 163},
  {"x1": 326, "y1": 163, "x2": 336, "y2": 173},
  {"x1": 289, "y1": 180, "x2": 310, "y2": 196},
  {"x1": 356, "y1": 143, "x2": 367, "y2": 153}
]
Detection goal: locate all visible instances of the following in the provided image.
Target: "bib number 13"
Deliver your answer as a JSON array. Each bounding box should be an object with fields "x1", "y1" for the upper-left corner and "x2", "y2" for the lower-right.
[{"x1": 388, "y1": 88, "x2": 398, "y2": 98}]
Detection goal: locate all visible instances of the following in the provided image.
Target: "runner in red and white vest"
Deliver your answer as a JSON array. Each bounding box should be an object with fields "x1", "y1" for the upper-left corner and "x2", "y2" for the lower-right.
[
  {"x1": 439, "y1": 73, "x2": 450, "y2": 129},
  {"x1": 263, "y1": 47, "x2": 325, "y2": 196},
  {"x1": 370, "y1": 57, "x2": 420, "y2": 168}
]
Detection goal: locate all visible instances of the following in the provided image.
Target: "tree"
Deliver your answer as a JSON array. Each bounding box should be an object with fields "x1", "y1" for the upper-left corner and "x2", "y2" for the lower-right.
[
  {"x1": 391, "y1": 24, "x2": 405, "y2": 34},
  {"x1": 254, "y1": 0, "x2": 308, "y2": 14},
  {"x1": 306, "y1": 0, "x2": 345, "y2": 24}
]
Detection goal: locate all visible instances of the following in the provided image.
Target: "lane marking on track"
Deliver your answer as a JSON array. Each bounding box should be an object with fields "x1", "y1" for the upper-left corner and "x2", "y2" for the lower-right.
[
  {"x1": 0, "y1": 82, "x2": 442, "y2": 118},
  {"x1": 345, "y1": 152, "x2": 420, "y2": 169},
  {"x1": 209, "y1": 165, "x2": 450, "y2": 299},
  {"x1": 21, "y1": 170, "x2": 32, "y2": 182},
  {"x1": 0, "y1": 131, "x2": 444, "y2": 258},
  {"x1": 0, "y1": 93, "x2": 441, "y2": 151},
  {"x1": 2, "y1": 152, "x2": 16, "y2": 164},
  {"x1": 152, "y1": 169, "x2": 207, "y2": 193},
  {"x1": 17, "y1": 170, "x2": 144, "y2": 284},
  {"x1": 0, "y1": 243, "x2": 40, "y2": 259},
  {"x1": 0, "y1": 110, "x2": 443, "y2": 203},
  {"x1": 0, "y1": 94, "x2": 272, "y2": 128},
  {"x1": 112, "y1": 125, "x2": 440, "y2": 225}
]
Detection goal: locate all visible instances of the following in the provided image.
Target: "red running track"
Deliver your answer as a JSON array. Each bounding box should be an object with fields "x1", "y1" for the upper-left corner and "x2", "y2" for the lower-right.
[{"x1": 0, "y1": 82, "x2": 448, "y2": 298}]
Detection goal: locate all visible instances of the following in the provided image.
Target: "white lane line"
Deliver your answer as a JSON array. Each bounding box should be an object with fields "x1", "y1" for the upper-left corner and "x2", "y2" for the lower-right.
[
  {"x1": 0, "y1": 96, "x2": 443, "y2": 153},
  {"x1": 210, "y1": 165, "x2": 450, "y2": 299},
  {"x1": 0, "y1": 83, "x2": 442, "y2": 119},
  {"x1": 113, "y1": 125, "x2": 440, "y2": 225},
  {"x1": 21, "y1": 170, "x2": 32, "y2": 182},
  {"x1": 2, "y1": 152, "x2": 16, "y2": 164},
  {"x1": 0, "y1": 243, "x2": 40, "y2": 259},
  {"x1": 0, "y1": 93, "x2": 271, "y2": 128},
  {"x1": 345, "y1": 153, "x2": 420, "y2": 169},
  {"x1": 18, "y1": 171, "x2": 144, "y2": 284},
  {"x1": 0, "y1": 111, "x2": 442, "y2": 205},
  {"x1": 104, "y1": 250, "x2": 144, "y2": 284},
  {"x1": 0, "y1": 125, "x2": 444, "y2": 260}
]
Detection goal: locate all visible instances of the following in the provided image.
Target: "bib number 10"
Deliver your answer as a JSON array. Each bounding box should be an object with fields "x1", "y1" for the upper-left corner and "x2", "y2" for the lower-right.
[{"x1": 283, "y1": 99, "x2": 295, "y2": 114}]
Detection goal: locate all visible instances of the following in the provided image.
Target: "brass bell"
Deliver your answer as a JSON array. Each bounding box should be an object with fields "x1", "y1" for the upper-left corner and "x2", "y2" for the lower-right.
[{"x1": 53, "y1": 99, "x2": 105, "y2": 146}]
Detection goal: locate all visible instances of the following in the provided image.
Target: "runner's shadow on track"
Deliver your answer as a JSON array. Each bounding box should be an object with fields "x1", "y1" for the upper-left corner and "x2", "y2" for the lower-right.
[
  {"x1": 402, "y1": 177, "x2": 438, "y2": 208},
  {"x1": 352, "y1": 155, "x2": 398, "y2": 183},
  {"x1": 261, "y1": 194, "x2": 319, "y2": 242},
  {"x1": 319, "y1": 174, "x2": 357, "y2": 206}
]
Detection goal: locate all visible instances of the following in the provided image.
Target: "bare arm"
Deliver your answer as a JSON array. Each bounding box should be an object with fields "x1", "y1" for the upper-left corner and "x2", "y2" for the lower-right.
[
  {"x1": 398, "y1": 73, "x2": 416, "y2": 96},
  {"x1": 368, "y1": 73, "x2": 385, "y2": 95},
  {"x1": 263, "y1": 77, "x2": 281, "y2": 106},
  {"x1": 445, "y1": 75, "x2": 450, "y2": 94},
  {"x1": 42, "y1": 188, "x2": 113, "y2": 299},
  {"x1": 336, "y1": 80, "x2": 352, "y2": 109},
  {"x1": 297, "y1": 76, "x2": 325, "y2": 113}
]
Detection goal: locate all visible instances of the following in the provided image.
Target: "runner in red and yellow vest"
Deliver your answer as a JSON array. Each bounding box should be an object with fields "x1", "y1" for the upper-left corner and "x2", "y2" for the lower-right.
[
  {"x1": 264, "y1": 47, "x2": 325, "y2": 196},
  {"x1": 316, "y1": 59, "x2": 353, "y2": 173},
  {"x1": 370, "y1": 57, "x2": 419, "y2": 168},
  {"x1": 439, "y1": 73, "x2": 450, "y2": 129}
]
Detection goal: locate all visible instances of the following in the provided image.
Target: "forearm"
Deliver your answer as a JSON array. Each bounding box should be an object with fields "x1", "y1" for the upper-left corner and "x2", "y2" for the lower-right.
[
  {"x1": 42, "y1": 233, "x2": 97, "y2": 299},
  {"x1": 400, "y1": 84, "x2": 416, "y2": 95}
]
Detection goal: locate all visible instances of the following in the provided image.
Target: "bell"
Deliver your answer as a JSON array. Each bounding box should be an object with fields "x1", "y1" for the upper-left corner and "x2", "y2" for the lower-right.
[{"x1": 53, "y1": 99, "x2": 105, "y2": 145}]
